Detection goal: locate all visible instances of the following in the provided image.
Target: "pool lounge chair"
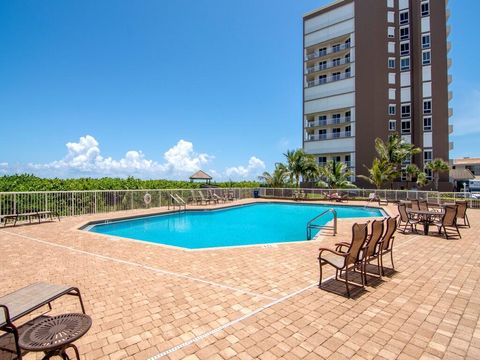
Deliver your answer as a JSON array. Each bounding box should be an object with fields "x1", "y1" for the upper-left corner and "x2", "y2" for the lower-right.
[
  {"x1": 318, "y1": 222, "x2": 369, "y2": 297},
  {"x1": 367, "y1": 193, "x2": 388, "y2": 206},
  {"x1": 198, "y1": 191, "x2": 211, "y2": 205},
  {"x1": 0, "y1": 282, "x2": 85, "y2": 360}
]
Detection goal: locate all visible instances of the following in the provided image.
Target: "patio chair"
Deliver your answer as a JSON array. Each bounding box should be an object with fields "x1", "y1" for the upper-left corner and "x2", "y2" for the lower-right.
[
  {"x1": 0, "y1": 282, "x2": 85, "y2": 360},
  {"x1": 318, "y1": 222, "x2": 369, "y2": 297},
  {"x1": 397, "y1": 203, "x2": 420, "y2": 233},
  {"x1": 419, "y1": 200, "x2": 429, "y2": 211},
  {"x1": 411, "y1": 199, "x2": 420, "y2": 211},
  {"x1": 361, "y1": 219, "x2": 385, "y2": 284},
  {"x1": 433, "y1": 205, "x2": 461, "y2": 239},
  {"x1": 455, "y1": 201, "x2": 470, "y2": 227},
  {"x1": 378, "y1": 216, "x2": 398, "y2": 275}
]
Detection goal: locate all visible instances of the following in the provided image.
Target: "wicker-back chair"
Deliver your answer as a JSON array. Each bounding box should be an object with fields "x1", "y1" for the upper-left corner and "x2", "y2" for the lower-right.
[{"x1": 318, "y1": 222, "x2": 369, "y2": 297}]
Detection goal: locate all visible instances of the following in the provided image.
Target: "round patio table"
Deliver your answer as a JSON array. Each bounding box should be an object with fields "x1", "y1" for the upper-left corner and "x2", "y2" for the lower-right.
[{"x1": 18, "y1": 313, "x2": 92, "y2": 360}]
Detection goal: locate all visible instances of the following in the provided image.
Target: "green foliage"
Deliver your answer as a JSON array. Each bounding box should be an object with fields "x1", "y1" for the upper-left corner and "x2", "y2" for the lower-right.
[
  {"x1": 426, "y1": 158, "x2": 449, "y2": 190},
  {"x1": 317, "y1": 160, "x2": 356, "y2": 189},
  {"x1": 358, "y1": 158, "x2": 394, "y2": 189},
  {"x1": 283, "y1": 149, "x2": 319, "y2": 188},
  {"x1": 0, "y1": 174, "x2": 260, "y2": 192},
  {"x1": 257, "y1": 163, "x2": 290, "y2": 188}
]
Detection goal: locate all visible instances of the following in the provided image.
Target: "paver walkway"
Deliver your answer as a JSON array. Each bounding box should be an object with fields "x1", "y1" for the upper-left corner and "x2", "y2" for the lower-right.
[{"x1": 0, "y1": 199, "x2": 479, "y2": 359}]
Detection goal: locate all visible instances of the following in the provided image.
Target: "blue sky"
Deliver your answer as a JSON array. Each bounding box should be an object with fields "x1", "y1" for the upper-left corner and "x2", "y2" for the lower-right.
[{"x1": 0, "y1": 0, "x2": 476, "y2": 180}]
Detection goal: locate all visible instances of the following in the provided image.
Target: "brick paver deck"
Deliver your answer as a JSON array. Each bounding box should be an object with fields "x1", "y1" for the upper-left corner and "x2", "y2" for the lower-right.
[{"x1": 0, "y1": 199, "x2": 478, "y2": 359}]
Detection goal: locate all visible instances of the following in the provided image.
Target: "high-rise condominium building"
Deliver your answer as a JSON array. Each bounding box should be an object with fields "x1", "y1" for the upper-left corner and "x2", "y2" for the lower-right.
[{"x1": 303, "y1": 0, "x2": 452, "y2": 189}]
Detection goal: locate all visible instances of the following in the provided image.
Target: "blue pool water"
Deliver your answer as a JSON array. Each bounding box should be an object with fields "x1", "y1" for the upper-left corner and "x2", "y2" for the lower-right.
[{"x1": 87, "y1": 203, "x2": 383, "y2": 249}]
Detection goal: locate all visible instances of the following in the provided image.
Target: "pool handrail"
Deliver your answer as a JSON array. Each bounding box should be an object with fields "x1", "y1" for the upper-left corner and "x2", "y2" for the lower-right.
[{"x1": 307, "y1": 208, "x2": 337, "y2": 239}]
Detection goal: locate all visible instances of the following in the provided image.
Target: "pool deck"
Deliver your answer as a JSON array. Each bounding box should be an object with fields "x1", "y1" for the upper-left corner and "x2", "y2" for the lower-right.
[{"x1": 1, "y1": 198, "x2": 479, "y2": 359}]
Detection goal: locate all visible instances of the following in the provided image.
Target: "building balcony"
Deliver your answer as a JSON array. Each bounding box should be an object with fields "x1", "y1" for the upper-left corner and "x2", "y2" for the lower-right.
[
  {"x1": 448, "y1": 58, "x2": 452, "y2": 68},
  {"x1": 447, "y1": 41, "x2": 452, "y2": 53},
  {"x1": 306, "y1": 131, "x2": 352, "y2": 142},
  {"x1": 305, "y1": 42, "x2": 351, "y2": 62},
  {"x1": 305, "y1": 57, "x2": 351, "y2": 75},
  {"x1": 449, "y1": 107, "x2": 453, "y2": 117},
  {"x1": 448, "y1": 91, "x2": 453, "y2": 101},
  {"x1": 447, "y1": 25, "x2": 451, "y2": 37},
  {"x1": 449, "y1": 124, "x2": 454, "y2": 134},
  {"x1": 305, "y1": 116, "x2": 352, "y2": 128},
  {"x1": 449, "y1": 141, "x2": 454, "y2": 151},
  {"x1": 448, "y1": 74, "x2": 453, "y2": 84},
  {"x1": 446, "y1": 8, "x2": 450, "y2": 20},
  {"x1": 306, "y1": 72, "x2": 351, "y2": 88}
]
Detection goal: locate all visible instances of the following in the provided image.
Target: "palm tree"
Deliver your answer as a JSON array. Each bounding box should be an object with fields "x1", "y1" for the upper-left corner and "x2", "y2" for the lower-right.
[
  {"x1": 416, "y1": 172, "x2": 429, "y2": 188},
  {"x1": 426, "y1": 158, "x2": 449, "y2": 191},
  {"x1": 404, "y1": 164, "x2": 420, "y2": 190},
  {"x1": 374, "y1": 133, "x2": 421, "y2": 186},
  {"x1": 318, "y1": 160, "x2": 356, "y2": 189},
  {"x1": 257, "y1": 164, "x2": 288, "y2": 187},
  {"x1": 358, "y1": 158, "x2": 394, "y2": 189},
  {"x1": 283, "y1": 149, "x2": 319, "y2": 187}
]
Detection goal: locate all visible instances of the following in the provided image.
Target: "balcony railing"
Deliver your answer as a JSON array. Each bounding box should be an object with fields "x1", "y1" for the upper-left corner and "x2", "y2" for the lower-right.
[
  {"x1": 305, "y1": 116, "x2": 352, "y2": 128},
  {"x1": 306, "y1": 131, "x2": 352, "y2": 141},
  {"x1": 306, "y1": 72, "x2": 351, "y2": 88},
  {"x1": 305, "y1": 42, "x2": 351, "y2": 61},
  {"x1": 305, "y1": 57, "x2": 351, "y2": 74}
]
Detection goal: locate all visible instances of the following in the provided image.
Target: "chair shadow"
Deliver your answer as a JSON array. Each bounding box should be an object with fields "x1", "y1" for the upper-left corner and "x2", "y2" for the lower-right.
[{"x1": 319, "y1": 274, "x2": 367, "y2": 299}]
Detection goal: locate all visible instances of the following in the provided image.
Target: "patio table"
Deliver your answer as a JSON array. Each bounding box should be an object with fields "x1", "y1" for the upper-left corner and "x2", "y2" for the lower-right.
[{"x1": 407, "y1": 208, "x2": 444, "y2": 235}]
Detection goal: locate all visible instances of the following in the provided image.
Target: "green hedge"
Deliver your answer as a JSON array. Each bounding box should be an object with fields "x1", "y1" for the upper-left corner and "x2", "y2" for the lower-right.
[{"x1": 0, "y1": 174, "x2": 261, "y2": 192}]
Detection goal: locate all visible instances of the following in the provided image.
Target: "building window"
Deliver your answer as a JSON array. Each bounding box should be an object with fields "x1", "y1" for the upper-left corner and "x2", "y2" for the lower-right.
[
  {"x1": 319, "y1": 61, "x2": 327, "y2": 70},
  {"x1": 345, "y1": 111, "x2": 351, "y2": 121},
  {"x1": 388, "y1": 58, "x2": 396, "y2": 69},
  {"x1": 401, "y1": 104, "x2": 411, "y2": 118},
  {"x1": 400, "y1": 42, "x2": 410, "y2": 56},
  {"x1": 333, "y1": 58, "x2": 341, "y2": 66},
  {"x1": 334, "y1": 155, "x2": 341, "y2": 162},
  {"x1": 425, "y1": 168, "x2": 432, "y2": 180},
  {"x1": 387, "y1": 0, "x2": 394, "y2": 8},
  {"x1": 333, "y1": 128, "x2": 341, "y2": 138},
  {"x1": 345, "y1": 67, "x2": 351, "y2": 77},
  {"x1": 345, "y1": 53, "x2": 351, "y2": 63},
  {"x1": 422, "y1": 50, "x2": 431, "y2": 65},
  {"x1": 332, "y1": 44, "x2": 341, "y2": 52},
  {"x1": 421, "y1": 2, "x2": 430, "y2": 17},
  {"x1": 388, "y1": 26, "x2": 395, "y2": 38},
  {"x1": 400, "y1": 11, "x2": 409, "y2": 25},
  {"x1": 319, "y1": 115, "x2": 327, "y2": 125},
  {"x1": 424, "y1": 149, "x2": 433, "y2": 163},
  {"x1": 389, "y1": 120, "x2": 397, "y2": 131},
  {"x1": 389, "y1": 104, "x2": 396, "y2": 115},
  {"x1": 319, "y1": 74, "x2": 327, "y2": 84},
  {"x1": 423, "y1": 117, "x2": 432, "y2": 131},
  {"x1": 332, "y1": 113, "x2": 341, "y2": 124},
  {"x1": 400, "y1": 26, "x2": 409, "y2": 40},
  {"x1": 401, "y1": 120, "x2": 411, "y2": 134},
  {"x1": 400, "y1": 57, "x2": 410, "y2": 71},
  {"x1": 423, "y1": 100, "x2": 432, "y2": 114},
  {"x1": 345, "y1": 155, "x2": 351, "y2": 167},
  {"x1": 345, "y1": 39, "x2": 351, "y2": 48},
  {"x1": 345, "y1": 125, "x2": 351, "y2": 136},
  {"x1": 332, "y1": 72, "x2": 341, "y2": 81},
  {"x1": 422, "y1": 34, "x2": 431, "y2": 49},
  {"x1": 319, "y1": 156, "x2": 327, "y2": 165},
  {"x1": 319, "y1": 129, "x2": 327, "y2": 140}
]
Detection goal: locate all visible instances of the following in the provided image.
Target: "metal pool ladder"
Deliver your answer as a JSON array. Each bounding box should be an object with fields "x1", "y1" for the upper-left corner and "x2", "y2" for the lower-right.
[
  {"x1": 169, "y1": 193, "x2": 187, "y2": 212},
  {"x1": 306, "y1": 208, "x2": 337, "y2": 240}
]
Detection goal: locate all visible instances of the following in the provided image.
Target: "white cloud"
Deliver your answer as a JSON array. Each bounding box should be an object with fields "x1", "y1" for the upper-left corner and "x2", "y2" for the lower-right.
[
  {"x1": 26, "y1": 135, "x2": 213, "y2": 179},
  {"x1": 225, "y1": 156, "x2": 265, "y2": 179}
]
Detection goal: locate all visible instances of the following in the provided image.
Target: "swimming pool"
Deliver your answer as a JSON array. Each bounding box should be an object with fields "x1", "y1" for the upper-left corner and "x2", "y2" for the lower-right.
[{"x1": 86, "y1": 203, "x2": 384, "y2": 249}]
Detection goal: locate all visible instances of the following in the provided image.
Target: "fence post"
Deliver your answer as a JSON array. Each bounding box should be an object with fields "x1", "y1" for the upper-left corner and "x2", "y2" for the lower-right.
[{"x1": 72, "y1": 193, "x2": 75, "y2": 216}]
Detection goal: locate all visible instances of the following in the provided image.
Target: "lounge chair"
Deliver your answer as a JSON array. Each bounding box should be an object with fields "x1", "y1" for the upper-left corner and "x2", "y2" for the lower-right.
[
  {"x1": 213, "y1": 193, "x2": 225, "y2": 203},
  {"x1": 207, "y1": 190, "x2": 219, "y2": 204},
  {"x1": 367, "y1": 193, "x2": 388, "y2": 206},
  {"x1": 433, "y1": 205, "x2": 461, "y2": 239},
  {"x1": 0, "y1": 282, "x2": 85, "y2": 360},
  {"x1": 198, "y1": 191, "x2": 211, "y2": 205},
  {"x1": 318, "y1": 222, "x2": 369, "y2": 297},
  {"x1": 327, "y1": 192, "x2": 348, "y2": 202},
  {"x1": 190, "y1": 190, "x2": 203, "y2": 205},
  {"x1": 455, "y1": 201, "x2": 470, "y2": 227},
  {"x1": 397, "y1": 203, "x2": 420, "y2": 233},
  {"x1": 361, "y1": 219, "x2": 385, "y2": 284}
]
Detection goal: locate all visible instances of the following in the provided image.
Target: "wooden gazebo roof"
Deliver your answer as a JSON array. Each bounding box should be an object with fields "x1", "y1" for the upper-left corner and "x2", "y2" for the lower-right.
[{"x1": 189, "y1": 170, "x2": 212, "y2": 181}]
